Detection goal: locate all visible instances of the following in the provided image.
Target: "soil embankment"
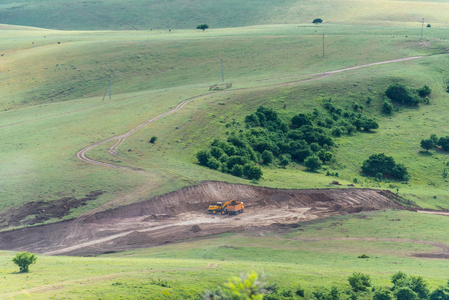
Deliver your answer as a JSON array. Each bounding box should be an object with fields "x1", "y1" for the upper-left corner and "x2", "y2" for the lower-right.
[{"x1": 0, "y1": 181, "x2": 414, "y2": 256}]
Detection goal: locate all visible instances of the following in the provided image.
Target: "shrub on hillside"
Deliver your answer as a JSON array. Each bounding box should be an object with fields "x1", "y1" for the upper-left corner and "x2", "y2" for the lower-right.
[
  {"x1": 385, "y1": 84, "x2": 421, "y2": 106},
  {"x1": 361, "y1": 153, "x2": 409, "y2": 181},
  {"x1": 313, "y1": 18, "x2": 323, "y2": 24}
]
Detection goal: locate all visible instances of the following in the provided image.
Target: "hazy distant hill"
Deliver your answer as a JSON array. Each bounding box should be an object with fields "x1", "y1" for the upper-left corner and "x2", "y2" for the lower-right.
[{"x1": 1, "y1": 0, "x2": 447, "y2": 30}]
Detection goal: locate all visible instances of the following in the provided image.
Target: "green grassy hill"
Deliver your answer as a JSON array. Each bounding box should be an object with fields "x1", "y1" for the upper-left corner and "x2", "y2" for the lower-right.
[
  {"x1": 1, "y1": 0, "x2": 449, "y2": 30},
  {"x1": 2, "y1": 1, "x2": 449, "y2": 298}
]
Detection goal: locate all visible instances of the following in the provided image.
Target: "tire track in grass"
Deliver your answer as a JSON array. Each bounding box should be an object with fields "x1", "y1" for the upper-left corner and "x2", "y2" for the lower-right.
[{"x1": 76, "y1": 55, "x2": 423, "y2": 169}]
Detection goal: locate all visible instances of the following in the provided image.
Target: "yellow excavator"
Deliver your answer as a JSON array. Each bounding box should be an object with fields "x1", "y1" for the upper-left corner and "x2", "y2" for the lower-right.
[{"x1": 208, "y1": 201, "x2": 230, "y2": 215}]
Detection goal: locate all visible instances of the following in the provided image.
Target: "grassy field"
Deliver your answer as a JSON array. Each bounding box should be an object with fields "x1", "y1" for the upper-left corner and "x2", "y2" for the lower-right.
[
  {"x1": 1, "y1": 210, "x2": 449, "y2": 299},
  {"x1": 1, "y1": 0, "x2": 449, "y2": 30},
  {"x1": 2, "y1": 1, "x2": 449, "y2": 298},
  {"x1": 1, "y1": 23, "x2": 449, "y2": 213}
]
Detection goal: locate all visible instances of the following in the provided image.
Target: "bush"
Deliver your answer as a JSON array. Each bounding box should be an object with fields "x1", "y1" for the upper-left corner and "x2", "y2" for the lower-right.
[
  {"x1": 207, "y1": 157, "x2": 220, "y2": 170},
  {"x1": 313, "y1": 18, "x2": 323, "y2": 24},
  {"x1": 262, "y1": 150, "x2": 274, "y2": 165},
  {"x1": 243, "y1": 163, "x2": 263, "y2": 180},
  {"x1": 385, "y1": 84, "x2": 420, "y2": 106},
  {"x1": 279, "y1": 155, "x2": 289, "y2": 168},
  {"x1": 362, "y1": 153, "x2": 409, "y2": 180},
  {"x1": 196, "y1": 24, "x2": 209, "y2": 31},
  {"x1": 12, "y1": 252, "x2": 37, "y2": 273},
  {"x1": 304, "y1": 155, "x2": 321, "y2": 171},
  {"x1": 373, "y1": 289, "x2": 393, "y2": 300},
  {"x1": 348, "y1": 272, "x2": 371, "y2": 292},
  {"x1": 196, "y1": 150, "x2": 210, "y2": 166},
  {"x1": 383, "y1": 100, "x2": 393, "y2": 114},
  {"x1": 417, "y1": 85, "x2": 431, "y2": 98},
  {"x1": 438, "y1": 136, "x2": 449, "y2": 151},
  {"x1": 149, "y1": 136, "x2": 158, "y2": 143},
  {"x1": 231, "y1": 164, "x2": 244, "y2": 177},
  {"x1": 420, "y1": 139, "x2": 435, "y2": 152}
]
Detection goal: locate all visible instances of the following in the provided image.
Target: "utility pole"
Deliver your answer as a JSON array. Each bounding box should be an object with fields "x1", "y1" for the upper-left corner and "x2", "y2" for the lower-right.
[
  {"x1": 221, "y1": 59, "x2": 224, "y2": 82},
  {"x1": 421, "y1": 18, "x2": 424, "y2": 40},
  {"x1": 102, "y1": 76, "x2": 112, "y2": 101},
  {"x1": 322, "y1": 35, "x2": 325, "y2": 57}
]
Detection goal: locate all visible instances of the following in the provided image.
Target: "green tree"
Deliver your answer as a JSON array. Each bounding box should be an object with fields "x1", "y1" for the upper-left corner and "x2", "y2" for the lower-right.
[
  {"x1": 438, "y1": 136, "x2": 449, "y2": 151},
  {"x1": 304, "y1": 155, "x2": 321, "y2": 171},
  {"x1": 313, "y1": 18, "x2": 323, "y2": 24},
  {"x1": 385, "y1": 84, "x2": 420, "y2": 106},
  {"x1": 421, "y1": 138, "x2": 435, "y2": 152},
  {"x1": 231, "y1": 164, "x2": 244, "y2": 177},
  {"x1": 383, "y1": 100, "x2": 393, "y2": 114},
  {"x1": 373, "y1": 289, "x2": 393, "y2": 300},
  {"x1": 261, "y1": 150, "x2": 274, "y2": 165},
  {"x1": 225, "y1": 271, "x2": 264, "y2": 300},
  {"x1": 243, "y1": 163, "x2": 263, "y2": 180},
  {"x1": 279, "y1": 155, "x2": 289, "y2": 168},
  {"x1": 348, "y1": 272, "x2": 371, "y2": 292},
  {"x1": 149, "y1": 136, "x2": 158, "y2": 144},
  {"x1": 12, "y1": 252, "x2": 37, "y2": 273},
  {"x1": 417, "y1": 85, "x2": 431, "y2": 98},
  {"x1": 196, "y1": 24, "x2": 209, "y2": 31},
  {"x1": 196, "y1": 150, "x2": 211, "y2": 166},
  {"x1": 395, "y1": 287, "x2": 418, "y2": 300}
]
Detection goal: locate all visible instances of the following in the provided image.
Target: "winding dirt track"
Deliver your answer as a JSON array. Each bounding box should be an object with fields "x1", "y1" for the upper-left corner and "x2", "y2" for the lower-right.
[{"x1": 75, "y1": 56, "x2": 423, "y2": 168}]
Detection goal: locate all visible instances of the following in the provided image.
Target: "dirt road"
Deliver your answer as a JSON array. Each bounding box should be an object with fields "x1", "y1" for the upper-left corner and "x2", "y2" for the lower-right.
[{"x1": 76, "y1": 56, "x2": 423, "y2": 168}]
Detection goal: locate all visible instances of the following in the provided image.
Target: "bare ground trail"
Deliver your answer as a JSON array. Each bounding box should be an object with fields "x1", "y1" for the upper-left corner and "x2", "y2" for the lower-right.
[{"x1": 76, "y1": 56, "x2": 423, "y2": 168}]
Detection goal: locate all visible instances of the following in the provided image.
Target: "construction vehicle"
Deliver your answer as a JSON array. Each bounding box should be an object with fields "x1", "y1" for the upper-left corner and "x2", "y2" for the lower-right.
[
  {"x1": 208, "y1": 201, "x2": 230, "y2": 214},
  {"x1": 226, "y1": 199, "x2": 244, "y2": 215}
]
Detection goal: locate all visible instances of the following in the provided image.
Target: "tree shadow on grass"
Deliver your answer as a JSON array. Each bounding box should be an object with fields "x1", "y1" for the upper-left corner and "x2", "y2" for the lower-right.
[{"x1": 418, "y1": 150, "x2": 433, "y2": 156}]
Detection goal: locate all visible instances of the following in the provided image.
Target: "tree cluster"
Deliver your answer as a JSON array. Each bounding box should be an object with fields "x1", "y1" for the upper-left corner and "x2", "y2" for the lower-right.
[
  {"x1": 202, "y1": 271, "x2": 449, "y2": 300},
  {"x1": 361, "y1": 153, "x2": 409, "y2": 181},
  {"x1": 385, "y1": 84, "x2": 431, "y2": 106},
  {"x1": 421, "y1": 134, "x2": 449, "y2": 152},
  {"x1": 196, "y1": 103, "x2": 380, "y2": 179}
]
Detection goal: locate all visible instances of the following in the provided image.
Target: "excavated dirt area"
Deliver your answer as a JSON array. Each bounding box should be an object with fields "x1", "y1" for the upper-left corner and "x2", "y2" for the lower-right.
[{"x1": 0, "y1": 181, "x2": 416, "y2": 256}]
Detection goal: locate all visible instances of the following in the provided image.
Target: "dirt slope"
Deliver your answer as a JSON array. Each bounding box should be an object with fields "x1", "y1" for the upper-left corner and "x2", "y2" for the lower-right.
[{"x1": 0, "y1": 181, "x2": 414, "y2": 256}]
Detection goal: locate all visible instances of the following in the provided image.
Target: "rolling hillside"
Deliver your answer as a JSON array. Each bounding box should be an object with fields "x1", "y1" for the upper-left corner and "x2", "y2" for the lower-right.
[
  {"x1": 1, "y1": 0, "x2": 449, "y2": 30},
  {"x1": 1, "y1": 1, "x2": 449, "y2": 298}
]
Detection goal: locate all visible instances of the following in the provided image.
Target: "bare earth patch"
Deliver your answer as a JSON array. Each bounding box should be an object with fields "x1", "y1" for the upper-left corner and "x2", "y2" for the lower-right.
[{"x1": 0, "y1": 181, "x2": 417, "y2": 256}]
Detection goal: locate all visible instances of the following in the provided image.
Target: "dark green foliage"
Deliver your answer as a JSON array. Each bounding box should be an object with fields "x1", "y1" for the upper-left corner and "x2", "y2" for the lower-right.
[
  {"x1": 385, "y1": 84, "x2": 421, "y2": 106},
  {"x1": 373, "y1": 289, "x2": 393, "y2": 300},
  {"x1": 318, "y1": 149, "x2": 332, "y2": 163},
  {"x1": 207, "y1": 157, "x2": 220, "y2": 170},
  {"x1": 291, "y1": 113, "x2": 312, "y2": 129},
  {"x1": 295, "y1": 286, "x2": 305, "y2": 297},
  {"x1": 196, "y1": 24, "x2": 209, "y2": 31},
  {"x1": 279, "y1": 155, "x2": 289, "y2": 168},
  {"x1": 395, "y1": 287, "x2": 418, "y2": 300},
  {"x1": 391, "y1": 272, "x2": 429, "y2": 300},
  {"x1": 348, "y1": 272, "x2": 371, "y2": 292},
  {"x1": 383, "y1": 100, "x2": 393, "y2": 114},
  {"x1": 243, "y1": 163, "x2": 263, "y2": 180},
  {"x1": 362, "y1": 153, "x2": 409, "y2": 181},
  {"x1": 313, "y1": 18, "x2": 323, "y2": 24},
  {"x1": 245, "y1": 106, "x2": 288, "y2": 132},
  {"x1": 196, "y1": 150, "x2": 211, "y2": 166},
  {"x1": 304, "y1": 156, "x2": 321, "y2": 171},
  {"x1": 438, "y1": 136, "x2": 449, "y2": 151},
  {"x1": 149, "y1": 136, "x2": 158, "y2": 144},
  {"x1": 420, "y1": 139, "x2": 435, "y2": 152},
  {"x1": 427, "y1": 24, "x2": 431, "y2": 28},
  {"x1": 12, "y1": 252, "x2": 37, "y2": 273},
  {"x1": 210, "y1": 146, "x2": 225, "y2": 159},
  {"x1": 231, "y1": 164, "x2": 244, "y2": 177},
  {"x1": 352, "y1": 116, "x2": 379, "y2": 132},
  {"x1": 227, "y1": 155, "x2": 249, "y2": 170},
  {"x1": 262, "y1": 150, "x2": 274, "y2": 165},
  {"x1": 429, "y1": 286, "x2": 449, "y2": 300},
  {"x1": 417, "y1": 85, "x2": 431, "y2": 98}
]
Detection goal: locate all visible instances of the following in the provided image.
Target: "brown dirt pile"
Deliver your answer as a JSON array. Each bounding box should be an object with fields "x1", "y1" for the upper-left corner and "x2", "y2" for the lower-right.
[{"x1": 0, "y1": 181, "x2": 414, "y2": 256}]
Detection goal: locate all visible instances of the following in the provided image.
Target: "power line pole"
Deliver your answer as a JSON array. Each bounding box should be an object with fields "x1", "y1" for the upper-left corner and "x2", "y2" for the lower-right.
[
  {"x1": 322, "y1": 35, "x2": 325, "y2": 57},
  {"x1": 421, "y1": 18, "x2": 424, "y2": 40},
  {"x1": 102, "y1": 76, "x2": 112, "y2": 101},
  {"x1": 221, "y1": 59, "x2": 224, "y2": 82}
]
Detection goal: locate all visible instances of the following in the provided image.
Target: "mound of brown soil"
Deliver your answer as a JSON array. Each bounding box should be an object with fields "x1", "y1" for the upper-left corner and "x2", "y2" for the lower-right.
[{"x1": 0, "y1": 181, "x2": 415, "y2": 256}]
